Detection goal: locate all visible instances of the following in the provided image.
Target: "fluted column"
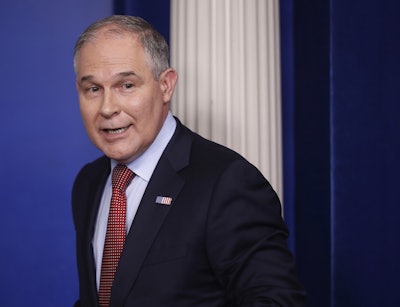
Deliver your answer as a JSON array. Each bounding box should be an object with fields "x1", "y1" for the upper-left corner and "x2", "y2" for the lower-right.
[{"x1": 170, "y1": 0, "x2": 283, "y2": 200}]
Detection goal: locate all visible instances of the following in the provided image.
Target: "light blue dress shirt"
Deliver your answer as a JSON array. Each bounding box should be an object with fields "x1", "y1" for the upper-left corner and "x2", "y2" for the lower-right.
[{"x1": 92, "y1": 112, "x2": 177, "y2": 289}]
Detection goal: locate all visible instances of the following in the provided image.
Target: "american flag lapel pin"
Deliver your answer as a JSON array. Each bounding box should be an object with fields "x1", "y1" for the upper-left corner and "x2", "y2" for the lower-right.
[{"x1": 155, "y1": 196, "x2": 173, "y2": 206}]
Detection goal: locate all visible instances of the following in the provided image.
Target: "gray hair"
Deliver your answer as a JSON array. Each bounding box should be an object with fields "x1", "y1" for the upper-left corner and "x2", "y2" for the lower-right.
[{"x1": 73, "y1": 15, "x2": 170, "y2": 80}]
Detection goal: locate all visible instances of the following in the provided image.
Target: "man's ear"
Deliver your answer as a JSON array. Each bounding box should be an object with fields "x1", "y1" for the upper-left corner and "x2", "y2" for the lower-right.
[{"x1": 159, "y1": 68, "x2": 178, "y2": 102}]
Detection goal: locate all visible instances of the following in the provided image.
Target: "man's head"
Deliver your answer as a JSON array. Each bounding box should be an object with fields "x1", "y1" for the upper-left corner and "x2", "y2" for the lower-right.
[
  {"x1": 74, "y1": 15, "x2": 178, "y2": 164},
  {"x1": 74, "y1": 15, "x2": 170, "y2": 80}
]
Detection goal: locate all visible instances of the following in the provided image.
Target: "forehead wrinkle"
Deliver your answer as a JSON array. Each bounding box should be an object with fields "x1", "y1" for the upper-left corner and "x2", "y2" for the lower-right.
[{"x1": 117, "y1": 71, "x2": 138, "y2": 78}]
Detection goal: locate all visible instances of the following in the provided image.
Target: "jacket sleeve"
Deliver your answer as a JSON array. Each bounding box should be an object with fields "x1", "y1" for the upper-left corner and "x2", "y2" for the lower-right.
[{"x1": 205, "y1": 159, "x2": 306, "y2": 306}]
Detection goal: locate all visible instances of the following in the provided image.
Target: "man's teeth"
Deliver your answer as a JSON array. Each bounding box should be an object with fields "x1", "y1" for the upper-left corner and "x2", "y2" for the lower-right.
[{"x1": 107, "y1": 127, "x2": 127, "y2": 134}]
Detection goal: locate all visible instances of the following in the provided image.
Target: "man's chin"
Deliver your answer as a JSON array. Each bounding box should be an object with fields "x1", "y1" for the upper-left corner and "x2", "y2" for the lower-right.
[{"x1": 104, "y1": 150, "x2": 139, "y2": 164}]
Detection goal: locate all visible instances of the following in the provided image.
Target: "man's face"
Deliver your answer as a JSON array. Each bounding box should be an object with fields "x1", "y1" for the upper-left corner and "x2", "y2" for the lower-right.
[{"x1": 75, "y1": 30, "x2": 176, "y2": 164}]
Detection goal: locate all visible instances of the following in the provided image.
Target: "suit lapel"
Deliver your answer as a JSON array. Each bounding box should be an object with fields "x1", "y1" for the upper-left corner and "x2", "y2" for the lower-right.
[
  {"x1": 110, "y1": 120, "x2": 191, "y2": 305},
  {"x1": 84, "y1": 158, "x2": 111, "y2": 305}
]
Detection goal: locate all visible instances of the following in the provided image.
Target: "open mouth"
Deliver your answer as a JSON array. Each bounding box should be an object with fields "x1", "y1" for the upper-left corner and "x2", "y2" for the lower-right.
[{"x1": 104, "y1": 125, "x2": 130, "y2": 135}]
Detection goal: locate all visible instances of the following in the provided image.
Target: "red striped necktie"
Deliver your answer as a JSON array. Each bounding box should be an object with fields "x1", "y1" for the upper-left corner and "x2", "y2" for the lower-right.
[{"x1": 98, "y1": 164, "x2": 134, "y2": 306}]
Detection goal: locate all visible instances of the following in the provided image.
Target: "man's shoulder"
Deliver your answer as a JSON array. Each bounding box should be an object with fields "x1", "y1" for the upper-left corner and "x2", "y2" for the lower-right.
[{"x1": 176, "y1": 122, "x2": 247, "y2": 169}]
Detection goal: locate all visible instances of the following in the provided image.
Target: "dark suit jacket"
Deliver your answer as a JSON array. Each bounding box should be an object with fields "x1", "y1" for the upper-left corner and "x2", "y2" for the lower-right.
[{"x1": 72, "y1": 119, "x2": 306, "y2": 306}]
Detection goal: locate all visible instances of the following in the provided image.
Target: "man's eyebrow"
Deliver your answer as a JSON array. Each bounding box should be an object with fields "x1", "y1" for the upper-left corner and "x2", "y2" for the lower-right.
[
  {"x1": 79, "y1": 71, "x2": 138, "y2": 83},
  {"x1": 117, "y1": 71, "x2": 138, "y2": 78},
  {"x1": 79, "y1": 75, "x2": 94, "y2": 83}
]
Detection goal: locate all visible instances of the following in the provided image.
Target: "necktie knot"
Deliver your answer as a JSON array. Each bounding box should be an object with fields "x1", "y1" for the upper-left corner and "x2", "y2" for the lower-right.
[{"x1": 112, "y1": 164, "x2": 134, "y2": 191}]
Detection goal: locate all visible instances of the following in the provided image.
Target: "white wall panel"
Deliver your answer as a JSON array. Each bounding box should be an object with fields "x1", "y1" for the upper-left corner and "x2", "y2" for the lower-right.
[{"x1": 170, "y1": 0, "x2": 283, "y2": 200}]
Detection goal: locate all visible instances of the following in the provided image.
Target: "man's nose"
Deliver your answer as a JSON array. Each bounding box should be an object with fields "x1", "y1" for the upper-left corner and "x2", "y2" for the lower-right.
[{"x1": 100, "y1": 89, "x2": 120, "y2": 118}]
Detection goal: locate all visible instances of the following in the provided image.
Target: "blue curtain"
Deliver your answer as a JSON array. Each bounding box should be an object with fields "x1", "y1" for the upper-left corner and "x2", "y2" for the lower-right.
[
  {"x1": 114, "y1": 0, "x2": 170, "y2": 44},
  {"x1": 281, "y1": 1, "x2": 400, "y2": 306}
]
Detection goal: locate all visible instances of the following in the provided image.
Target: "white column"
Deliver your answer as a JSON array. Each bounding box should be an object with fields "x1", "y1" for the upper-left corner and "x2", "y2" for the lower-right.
[{"x1": 170, "y1": 0, "x2": 283, "y2": 201}]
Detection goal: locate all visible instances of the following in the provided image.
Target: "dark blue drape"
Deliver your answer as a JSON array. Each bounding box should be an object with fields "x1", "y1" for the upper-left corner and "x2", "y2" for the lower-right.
[
  {"x1": 281, "y1": 1, "x2": 400, "y2": 306},
  {"x1": 331, "y1": 1, "x2": 400, "y2": 306},
  {"x1": 114, "y1": 0, "x2": 170, "y2": 44},
  {"x1": 281, "y1": 1, "x2": 331, "y2": 306}
]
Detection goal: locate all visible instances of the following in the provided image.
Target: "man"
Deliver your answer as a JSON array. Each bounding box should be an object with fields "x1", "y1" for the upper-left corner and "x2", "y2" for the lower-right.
[{"x1": 72, "y1": 15, "x2": 306, "y2": 306}]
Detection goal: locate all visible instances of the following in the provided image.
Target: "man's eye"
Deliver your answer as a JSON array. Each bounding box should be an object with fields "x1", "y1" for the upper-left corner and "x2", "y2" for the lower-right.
[
  {"x1": 122, "y1": 83, "x2": 134, "y2": 89},
  {"x1": 88, "y1": 86, "x2": 99, "y2": 92}
]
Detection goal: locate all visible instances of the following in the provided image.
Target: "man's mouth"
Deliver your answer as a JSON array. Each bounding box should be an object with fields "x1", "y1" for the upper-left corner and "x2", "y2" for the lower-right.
[{"x1": 104, "y1": 125, "x2": 130, "y2": 134}]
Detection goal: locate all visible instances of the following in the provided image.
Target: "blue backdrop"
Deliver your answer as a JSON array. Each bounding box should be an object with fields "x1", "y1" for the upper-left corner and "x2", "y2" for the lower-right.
[
  {"x1": 1, "y1": 0, "x2": 400, "y2": 306},
  {"x1": 0, "y1": 1, "x2": 112, "y2": 305}
]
